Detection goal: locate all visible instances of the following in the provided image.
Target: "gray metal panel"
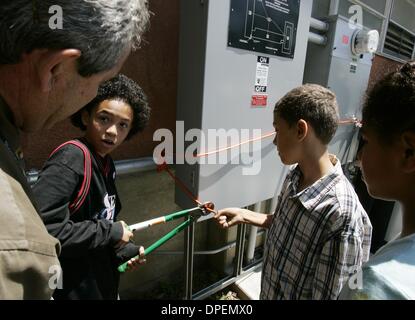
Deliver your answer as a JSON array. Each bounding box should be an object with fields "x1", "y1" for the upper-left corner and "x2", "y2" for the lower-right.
[
  {"x1": 186, "y1": 0, "x2": 313, "y2": 209},
  {"x1": 331, "y1": 16, "x2": 377, "y2": 65},
  {"x1": 303, "y1": 15, "x2": 375, "y2": 165},
  {"x1": 303, "y1": 17, "x2": 338, "y2": 86},
  {"x1": 327, "y1": 54, "x2": 371, "y2": 163},
  {"x1": 327, "y1": 17, "x2": 374, "y2": 117},
  {"x1": 326, "y1": 18, "x2": 373, "y2": 163},
  {"x1": 175, "y1": 0, "x2": 210, "y2": 209},
  {"x1": 312, "y1": 0, "x2": 331, "y2": 18},
  {"x1": 328, "y1": 56, "x2": 371, "y2": 118}
]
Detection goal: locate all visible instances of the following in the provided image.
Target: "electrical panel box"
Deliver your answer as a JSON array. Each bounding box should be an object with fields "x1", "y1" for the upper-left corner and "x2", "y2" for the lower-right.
[
  {"x1": 303, "y1": 15, "x2": 376, "y2": 164},
  {"x1": 175, "y1": 0, "x2": 312, "y2": 209}
]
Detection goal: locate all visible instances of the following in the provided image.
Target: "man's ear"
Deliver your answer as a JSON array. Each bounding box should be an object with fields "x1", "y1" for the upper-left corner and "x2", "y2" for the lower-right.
[
  {"x1": 401, "y1": 131, "x2": 415, "y2": 174},
  {"x1": 297, "y1": 119, "x2": 308, "y2": 142},
  {"x1": 81, "y1": 109, "x2": 90, "y2": 127},
  {"x1": 36, "y1": 49, "x2": 81, "y2": 93}
]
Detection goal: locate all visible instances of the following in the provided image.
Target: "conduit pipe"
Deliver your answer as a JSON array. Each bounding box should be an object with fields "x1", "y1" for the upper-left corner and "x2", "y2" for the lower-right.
[{"x1": 245, "y1": 202, "x2": 262, "y2": 263}]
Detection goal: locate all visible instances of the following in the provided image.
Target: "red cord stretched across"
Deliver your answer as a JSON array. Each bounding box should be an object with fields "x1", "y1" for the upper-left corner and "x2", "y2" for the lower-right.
[
  {"x1": 195, "y1": 131, "x2": 276, "y2": 158},
  {"x1": 158, "y1": 118, "x2": 359, "y2": 212},
  {"x1": 157, "y1": 161, "x2": 216, "y2": 214}
]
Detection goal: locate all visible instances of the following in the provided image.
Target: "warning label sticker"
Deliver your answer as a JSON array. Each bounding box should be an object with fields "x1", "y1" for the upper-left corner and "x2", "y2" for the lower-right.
[
  {"x1": 254, "y1": 56, "x2": 269, "y2": 93},
  {"x1": 251, "y1": 94, "x2": 268, "y2": 107}
]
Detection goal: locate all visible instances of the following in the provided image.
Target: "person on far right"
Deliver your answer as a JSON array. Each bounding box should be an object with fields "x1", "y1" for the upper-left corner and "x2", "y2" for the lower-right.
[{"x1": 340, "y1": 61, "x2": 415, "y2": 300}]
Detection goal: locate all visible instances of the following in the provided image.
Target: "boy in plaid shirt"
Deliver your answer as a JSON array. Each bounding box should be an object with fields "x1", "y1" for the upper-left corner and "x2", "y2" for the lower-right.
[{"x1": 215, "y1": 84, "x2": 372, "y2": 300}]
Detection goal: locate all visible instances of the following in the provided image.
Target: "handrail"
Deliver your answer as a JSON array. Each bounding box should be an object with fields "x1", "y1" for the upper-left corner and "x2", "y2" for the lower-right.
[
  {"x1": 26, "y1": 157, "x2": 157, "y2": 185},
  {"x1": 152, "y1": 229, "x2": 265, "y2": 255}
]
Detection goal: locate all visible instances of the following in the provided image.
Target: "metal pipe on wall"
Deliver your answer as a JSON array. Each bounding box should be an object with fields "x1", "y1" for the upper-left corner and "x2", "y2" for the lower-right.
[
  {"x1": 310, "y1": 17, "x2": 329, "y2": 32},
  {"x1": 269, "y1": 194, "x2": 279, "y2": 214},
  {"x1": 184, "y1": 220, "x2": 195, "y2": 300},
  {"x1": 308, "y1": 32, "x2": 328, "y2": 46},
  {"x1": 233, "y1": 223, "x2": 247, "y2": 277},
  {"x1": 27, "y1": 157, "x2": 157, "y2": 185},
  {"x1": 115, "y1": 157, "x2": 157, "y2": 175},
  {"x1": 245, "y1": 202, "x2": 262, "y2": 263}
]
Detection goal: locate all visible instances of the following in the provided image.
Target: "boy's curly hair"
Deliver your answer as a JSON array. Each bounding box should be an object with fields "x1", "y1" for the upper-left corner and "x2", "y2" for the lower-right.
[
  {"x1": 363, "y1": 61, "x2": 415, "y2": 143},
  {"x1": 71, "y1": 74, "x2": 150, "y2": 140}
]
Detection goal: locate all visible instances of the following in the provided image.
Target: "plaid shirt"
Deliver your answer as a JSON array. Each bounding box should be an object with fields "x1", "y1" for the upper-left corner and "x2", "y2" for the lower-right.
[{"x1": 261, "y1": 157, "x2": 372, "y2": 300}]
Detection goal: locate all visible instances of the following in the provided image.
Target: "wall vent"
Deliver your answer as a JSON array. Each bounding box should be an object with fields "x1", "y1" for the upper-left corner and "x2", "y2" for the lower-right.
[{"x1": 383, "y1": 22, "x2": 415, "y2": 60}]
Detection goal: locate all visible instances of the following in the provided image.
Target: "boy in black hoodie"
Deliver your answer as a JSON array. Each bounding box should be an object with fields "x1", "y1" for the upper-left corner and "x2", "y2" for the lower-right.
[{"x1": 33, "y1": 74, "x2": 151, "y2": 299}]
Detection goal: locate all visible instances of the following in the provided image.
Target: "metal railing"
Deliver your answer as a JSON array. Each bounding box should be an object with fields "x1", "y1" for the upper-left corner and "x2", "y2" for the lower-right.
[
  {"x1": 26, "y1": 157, "x2": 157, "y2": 185},
  {"x1": 183, "y1": 218, "x2": 266, "y2": 300}
]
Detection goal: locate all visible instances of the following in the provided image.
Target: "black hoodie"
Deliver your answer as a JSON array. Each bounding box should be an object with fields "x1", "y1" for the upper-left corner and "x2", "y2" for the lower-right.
[{"x1": 33, "y1": 138, "x2": 138, "y2": 299}]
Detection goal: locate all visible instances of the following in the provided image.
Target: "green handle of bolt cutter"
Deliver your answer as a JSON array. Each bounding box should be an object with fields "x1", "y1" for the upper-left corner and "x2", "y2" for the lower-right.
[
  {"x1": 164, "y1": 207, "x2": 200, "y2": 222},
  {"x1": 118, "y1": 218, "x2": 192, "y2": 273}
]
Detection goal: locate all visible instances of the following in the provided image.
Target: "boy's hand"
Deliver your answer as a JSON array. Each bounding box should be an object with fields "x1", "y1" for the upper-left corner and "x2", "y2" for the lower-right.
[
  {"x1": 116, "y1": 221, "x2": 133, "y2": 247},
  {"x1": 126, "y1": 246, "x2": 146, "y2": 272},
  {"x1": 214, "y1": 208, "x2": 245, "y2": 228}
]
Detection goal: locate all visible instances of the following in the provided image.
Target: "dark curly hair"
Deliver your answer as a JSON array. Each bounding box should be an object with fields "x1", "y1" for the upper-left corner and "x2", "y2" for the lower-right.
[
  {"x1": 363, "y1": 61, "x2": 415, "y2": 144},
  {"x1": 274, "y1": 84, "x2": 339, "y2": 145},
  {"x1": 71, "y1": 74, "x2": 150, "y2": 140}
]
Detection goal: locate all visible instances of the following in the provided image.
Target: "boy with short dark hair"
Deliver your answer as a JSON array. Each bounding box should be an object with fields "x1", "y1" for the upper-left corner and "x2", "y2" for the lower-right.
[{"x1": 215, "y1": 84, "x2": 372, "y2": 300}]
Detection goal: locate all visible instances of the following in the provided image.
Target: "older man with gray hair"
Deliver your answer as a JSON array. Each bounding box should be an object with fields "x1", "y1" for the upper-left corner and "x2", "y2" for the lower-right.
[{"x1": 0, "y1": 0, "x2": 149, "y2": 299}]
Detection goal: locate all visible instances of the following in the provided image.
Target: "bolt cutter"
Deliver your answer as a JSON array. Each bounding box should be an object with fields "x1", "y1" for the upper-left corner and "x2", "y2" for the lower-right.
[{"x1": 118, "y1": 202, "x2": 215, "y2": 273}]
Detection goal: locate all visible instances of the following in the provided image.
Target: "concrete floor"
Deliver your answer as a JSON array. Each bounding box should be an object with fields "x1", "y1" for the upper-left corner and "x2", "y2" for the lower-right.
[{"x1": 233, "y1": 264, "x2": 262, "y2": 300}]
